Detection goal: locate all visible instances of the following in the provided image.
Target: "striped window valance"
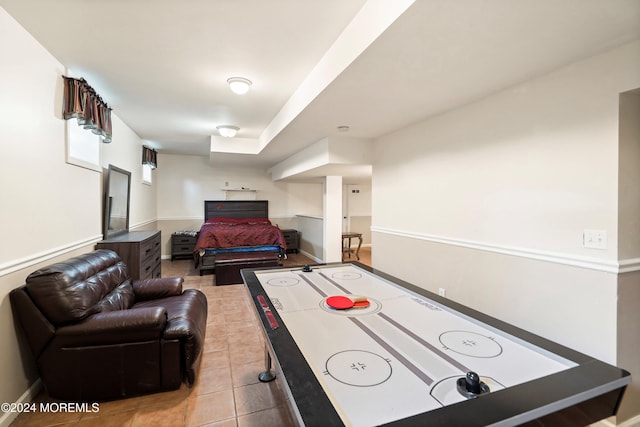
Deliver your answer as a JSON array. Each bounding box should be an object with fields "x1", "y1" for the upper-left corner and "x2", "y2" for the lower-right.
[{"x1": 62, "y1": 76, "x2": 112, "y2": 143}]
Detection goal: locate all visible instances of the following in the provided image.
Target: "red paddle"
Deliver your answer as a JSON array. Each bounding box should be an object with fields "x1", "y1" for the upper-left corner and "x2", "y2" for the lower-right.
[{"x1": 326, "y1": 295, "x2": 370, "y2": 310}]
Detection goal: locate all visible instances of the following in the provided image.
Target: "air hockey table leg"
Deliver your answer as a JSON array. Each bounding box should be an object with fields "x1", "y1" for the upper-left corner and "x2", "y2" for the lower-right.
[{"x1": 259, "y1": 344, "x2": 276, "y2": 382}]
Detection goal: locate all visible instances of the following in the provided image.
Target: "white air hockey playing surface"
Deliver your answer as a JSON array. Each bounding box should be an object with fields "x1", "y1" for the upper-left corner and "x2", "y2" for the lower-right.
[{"x1": 253, "y1": 264, "x2": 577, "y2": 427}]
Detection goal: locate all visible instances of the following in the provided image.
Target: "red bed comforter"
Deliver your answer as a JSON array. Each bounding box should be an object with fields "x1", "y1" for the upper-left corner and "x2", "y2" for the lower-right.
[{"x1": 193, "y1": 217, "x2": 286, "y2": 252}]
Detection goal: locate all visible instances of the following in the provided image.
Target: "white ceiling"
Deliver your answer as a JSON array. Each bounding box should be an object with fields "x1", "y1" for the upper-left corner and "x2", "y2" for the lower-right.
[{"x1": 2, "y1": 0, "x2": 639, "y2": 182}]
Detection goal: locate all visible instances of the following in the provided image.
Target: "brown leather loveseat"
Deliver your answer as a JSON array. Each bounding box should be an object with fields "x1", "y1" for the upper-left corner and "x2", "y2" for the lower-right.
[{"x1": 10, "y1": 249, "x2": 207, "y2": 401}]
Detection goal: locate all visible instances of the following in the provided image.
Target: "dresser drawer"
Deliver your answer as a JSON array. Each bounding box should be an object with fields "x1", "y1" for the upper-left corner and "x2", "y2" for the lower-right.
[
  {"x1": 141, "y1": 235, "x2": 161, "y2": 261},
  {"x1": 141, "y1": 247, "x2": 161, "y2": 279},
  {"x1": 172, "y1": 244, "x2": 195, "y2": 254},
  {"x1": 151, "y1": 264, "x2": 162, "y2": 279},
  {"x1": 172, "y1": 235, "x2": 197, "y2": 245}
]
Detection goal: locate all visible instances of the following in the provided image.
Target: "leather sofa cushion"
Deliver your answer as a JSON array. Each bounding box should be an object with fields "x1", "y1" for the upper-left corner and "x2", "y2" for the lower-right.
[
  {"x1": 133, "y1": 277, "x2": 183, "y2": 301},
  {"x1": 97, "y1": 281, "x2": 136, "y2": 313},
  {"x1": 26, "y1": 250, "x2": 131, "y2": 325}
]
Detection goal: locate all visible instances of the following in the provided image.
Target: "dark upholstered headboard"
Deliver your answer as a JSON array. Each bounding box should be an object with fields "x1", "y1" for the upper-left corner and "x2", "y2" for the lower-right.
[{"x1": 204, "y1": 200, "x2": 269, "y2": 221}]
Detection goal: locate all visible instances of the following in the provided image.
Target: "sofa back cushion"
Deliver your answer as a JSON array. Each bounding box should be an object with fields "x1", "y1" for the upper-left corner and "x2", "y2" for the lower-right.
[{"x1": 25, "y1": 250, "x2": 133, "y2": 325}]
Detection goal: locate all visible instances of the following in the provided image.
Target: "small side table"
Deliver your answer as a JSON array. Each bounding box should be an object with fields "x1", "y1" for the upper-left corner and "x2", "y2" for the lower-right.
[
  {"x1": 281, "y1": 229, "x2": 299, "y2": 253},
  {"x1": 342, "y1": 232, "x2": 363, "y2": 261},
  {"x1": 171, "y1": 231, "x2": 199, "y2": 260}
]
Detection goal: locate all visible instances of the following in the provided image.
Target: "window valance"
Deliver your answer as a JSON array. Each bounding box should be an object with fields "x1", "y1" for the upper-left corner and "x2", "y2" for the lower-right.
[
  {"x1": 142, "y1": 146, "x2": 158, "y2": 169},
  {"x1": 62, "y1": 76, "x2": 112, "y2": 143}
]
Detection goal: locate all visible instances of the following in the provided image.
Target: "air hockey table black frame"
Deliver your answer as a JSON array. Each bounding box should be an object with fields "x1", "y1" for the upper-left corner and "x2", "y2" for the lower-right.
[{"x1": 241, "y1": 262, "x2": 630, "y2": 427}]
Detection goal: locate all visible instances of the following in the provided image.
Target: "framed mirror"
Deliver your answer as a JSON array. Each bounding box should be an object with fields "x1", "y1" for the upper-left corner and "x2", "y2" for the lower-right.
[{"x1": 103, "y1": 164, "x2": 131, "y2": 238}]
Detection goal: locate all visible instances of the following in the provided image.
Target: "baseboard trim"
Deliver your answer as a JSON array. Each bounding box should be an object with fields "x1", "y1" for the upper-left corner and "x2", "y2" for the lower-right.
[
  {"x1": 371, "y1": 226, "x2": 636, "y2": 274},
  {"x1": 0, "y1": 236, "x2": 102, "y2": 277},
  {"x1": 156, "y1": 216, "x2": 202, "y2": 221},
  {"x1": 130, "y1": 218, "x2": 157, "y2": 229},
  {"x1": 298, "y1": 249, "x2": 323, "y2": 264},
  {"x1": 0, "y1": 379, "x2": 42, "y2": 427}
]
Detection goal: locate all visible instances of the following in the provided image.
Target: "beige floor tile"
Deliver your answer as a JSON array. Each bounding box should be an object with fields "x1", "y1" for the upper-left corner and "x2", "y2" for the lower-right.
[
  {"x1": 130, "y1": 399, "x2": 187, "y2": 427},
  {"x1": 185, "y1": 390, "x2": 235, "y2": 427},
  {"x1": 200, "y1": 350, "x2": 231, "y2": 371},
  {"x1": 81, "y1": 397, "x2": 141, "y2": 417},
  {"x1": 206, "y1": 312, "x2": 226, "y2": 327},
  {"x1": 236, "y1": 405, "x2": 296, "y2": 427},
  {"x1": 224, "y1": 319, "x2": 257, "y2": 332},
  {"x1": 223, "y1": 310, "x2": 256, "y2": 324},
  {"x1": 205, "y1": 322, "x2": 228, "y2": 337},
  {"x1": 190, "y1": 366, "x2": 233, "y2": 396},
  {"x1": 228, "y1": 342, "x2": 264, "y2": 365},
  {"x1": 227, "y1": 331, "x2": 261, "y2": 347},
  {"x1": 203, "y1": 334, "x2": 229, "y2": 353},
  {"x1": 77, "y1": 408, "x2": 137, "y2": 427},
  {"x1": 230, "y1": 359, "x2": 265, "y2": 388},
  {"x1": 130, "y1": 385, "x2": 189, "y2": 410},
  {"x1": 233, "y1": 382, "x2": 285, "y2": 416},
  {"x1": 199, "y1": 419, "x2": 238, "y2": 427}
]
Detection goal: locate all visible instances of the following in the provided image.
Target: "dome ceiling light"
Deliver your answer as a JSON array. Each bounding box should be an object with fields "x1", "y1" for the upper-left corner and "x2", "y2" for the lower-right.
[
  {"x1": 227, "y1": 77, "x2": 252, "y2": 95},
  {"x1": 216, "y1": 125, "x2": 239, "y2": 138}
]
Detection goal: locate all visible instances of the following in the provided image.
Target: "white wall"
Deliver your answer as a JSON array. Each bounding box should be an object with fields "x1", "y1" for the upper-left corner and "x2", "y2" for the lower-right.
[
  {"x1": 157, "y1": 154, "x2": 322, "y2": 219},
  {"x1": 0, "y1": 10, "x2": 100, "y2": 263},
  {"x1": 0, "y1": 7, "x2": 154, "y2": 423},
  {"x1": 372, "y1": 41, "x2": 640, "y2": 422}
]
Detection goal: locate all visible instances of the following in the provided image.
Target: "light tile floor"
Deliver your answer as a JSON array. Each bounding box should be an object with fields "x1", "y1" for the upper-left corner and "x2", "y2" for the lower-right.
[{"x1": 10, "y1": 249, "x2": 372, "y2": 427}]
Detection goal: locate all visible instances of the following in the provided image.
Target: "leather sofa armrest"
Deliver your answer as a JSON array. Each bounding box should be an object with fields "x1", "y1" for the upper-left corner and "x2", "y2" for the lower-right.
[
  {"x1": 132, "y1": 277, "x2": 183, "y2": 301},
  {"x1": 56, "y1": 307, "x2": 167, "y2": 347}
]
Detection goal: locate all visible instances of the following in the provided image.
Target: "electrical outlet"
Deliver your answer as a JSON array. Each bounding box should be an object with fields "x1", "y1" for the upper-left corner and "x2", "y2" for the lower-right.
[
  {"x1": 438, "y1": 288, "x2": 446, "y2": 298},
  {"x1": 583, "y1": 229, "x2": 607, "y2": 249}
]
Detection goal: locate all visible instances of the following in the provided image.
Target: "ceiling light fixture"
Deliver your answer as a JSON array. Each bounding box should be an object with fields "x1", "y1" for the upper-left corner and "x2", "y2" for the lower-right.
[
  {"x1": 216, "y1": 125, "x2": 239, "y2": 138},
  {"x1": 227, "y1": 77, "x2": 252, "y2": 95},
  {"x1": 337, "y1": 125, "x2": 350, "y2": 132}
]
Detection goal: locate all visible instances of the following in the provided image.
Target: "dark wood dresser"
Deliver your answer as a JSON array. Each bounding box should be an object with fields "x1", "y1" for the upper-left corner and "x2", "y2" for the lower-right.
[{"x1": 96, "y1": 231, "x2": 161, "y2": 280}]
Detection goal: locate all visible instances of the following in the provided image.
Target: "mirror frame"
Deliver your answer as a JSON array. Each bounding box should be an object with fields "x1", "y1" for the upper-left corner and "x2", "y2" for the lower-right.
[{"x1": 103, "y1": 164, "x2": 131, "y2": 238}]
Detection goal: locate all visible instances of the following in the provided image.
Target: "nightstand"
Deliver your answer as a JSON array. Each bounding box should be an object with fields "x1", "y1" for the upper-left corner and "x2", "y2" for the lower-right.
[
  {"x1": 281, "y1": 229, "x2": 299, "y2": 253},
  {"x1": 171, "y1": 232, "x2": 199, "y2": 260}
]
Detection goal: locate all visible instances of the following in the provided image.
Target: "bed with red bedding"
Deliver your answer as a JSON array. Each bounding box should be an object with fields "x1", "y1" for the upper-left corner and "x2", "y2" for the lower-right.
[{"x1": 195, "y1": 201, "x2": 286, "y2": 276}]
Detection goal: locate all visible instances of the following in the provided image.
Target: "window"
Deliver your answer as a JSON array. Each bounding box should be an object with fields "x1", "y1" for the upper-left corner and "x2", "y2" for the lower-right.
[
  {"x1": 142, "y1": 163, "x2": 153, "y2": 185},
  {"x1": 65, "y1": 119, "x2": 101, "y2": 172}
]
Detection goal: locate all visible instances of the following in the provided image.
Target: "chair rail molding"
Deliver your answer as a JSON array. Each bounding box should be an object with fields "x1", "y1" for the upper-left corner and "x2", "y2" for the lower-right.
[{"x1": 371, "y1": 226, "x2": 636, "y2": 274}]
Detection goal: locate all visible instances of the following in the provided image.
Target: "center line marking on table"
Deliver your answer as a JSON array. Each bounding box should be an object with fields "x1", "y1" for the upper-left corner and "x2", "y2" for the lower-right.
[{"x1": 350, "y1": 317, "x2": 435, "y2": 386}]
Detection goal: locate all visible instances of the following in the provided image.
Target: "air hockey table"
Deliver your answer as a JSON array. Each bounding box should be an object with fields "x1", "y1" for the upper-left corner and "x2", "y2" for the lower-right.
[{"x1": 241, "y1": 262, "x2": 630, "y2": 427}]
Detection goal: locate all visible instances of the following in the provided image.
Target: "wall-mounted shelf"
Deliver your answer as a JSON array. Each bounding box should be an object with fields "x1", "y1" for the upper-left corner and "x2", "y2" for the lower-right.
[{"x1": 221, "y1": 188, "x2": 257, "y2": 200}]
